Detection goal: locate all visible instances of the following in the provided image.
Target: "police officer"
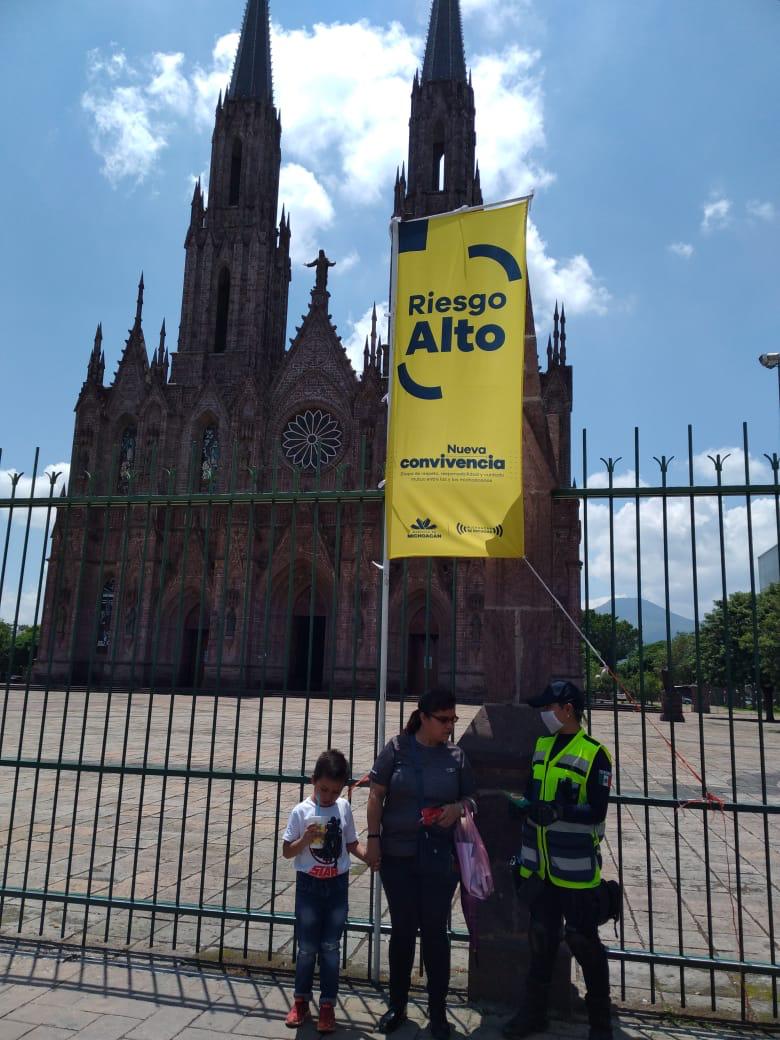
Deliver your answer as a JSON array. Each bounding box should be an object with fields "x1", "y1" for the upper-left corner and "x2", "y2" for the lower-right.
[{"x1": 503, "y1": 681, "x2": 613, "y2": 1040}]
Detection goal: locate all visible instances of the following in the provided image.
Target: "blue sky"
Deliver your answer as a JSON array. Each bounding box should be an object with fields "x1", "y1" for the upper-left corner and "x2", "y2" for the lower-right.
[{"x1": 1, "y1": 0, "x2": 779, "y2": 620}]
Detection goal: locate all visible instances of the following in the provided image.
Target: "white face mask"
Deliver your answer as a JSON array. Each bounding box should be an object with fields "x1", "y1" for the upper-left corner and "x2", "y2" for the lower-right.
[{"x1": 541, "y1": 709, "x2": 564, "y2": 734}]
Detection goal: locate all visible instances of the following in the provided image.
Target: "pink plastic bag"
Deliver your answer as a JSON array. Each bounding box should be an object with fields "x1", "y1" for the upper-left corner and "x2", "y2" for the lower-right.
[
  {"x1": 454, "y1": 805, "x2": 494, "y2": 899},
  {"x1": 454, "y1": 806, "x2": 494, "y2": 952}
]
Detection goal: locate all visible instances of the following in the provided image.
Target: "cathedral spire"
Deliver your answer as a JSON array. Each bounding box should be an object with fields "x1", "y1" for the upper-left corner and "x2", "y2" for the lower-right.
[
  {"x1": 560, "y1": 303, "x2": 567, "y2": 364},
  {"x1": 229, "y1": 0, "x2": 274, "y2": 103},
  {"x1": 370, "y1": 302, "x2": 378, "y2": 366},
  {"x1": 158, "y1": 318, "x2": 166, "y2": 363},
  {"x1": 396, "y1": 0, "x2": 480, "y2": 218},
  {"x1": 87, "y1": 322, "x2": 105, "y2": 385},
  {"x1": 175, "y1": 0, "x2": 286, "y2": 381},
  {"x1": 422, "y1": 0, "x2": 467, "y2": 83},
  {"x1": 135, "y1": 272, "x2": 144, "y2": 328}
]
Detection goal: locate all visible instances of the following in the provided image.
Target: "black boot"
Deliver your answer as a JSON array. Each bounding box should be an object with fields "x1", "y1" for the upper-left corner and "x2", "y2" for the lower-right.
[
  {"x1": 377, "y1": 1006, "x2": 408, "y2": 1034},
  {"x1": 501, "y1": 1008, "x2": 547, "y2": 1038},
  {"x1": 428, "y1": 1003, "x2": 451, "y2": 1039},
  {"x1": 586, "y1": 994, "x2": 613, "y2": 1040},
  {"x1": 502, "y1": 974, "x2": 548, "y2": 1039}
]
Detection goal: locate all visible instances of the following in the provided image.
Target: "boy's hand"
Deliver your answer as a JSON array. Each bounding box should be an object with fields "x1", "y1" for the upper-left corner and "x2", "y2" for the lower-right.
[
  {"x1": 301, "y1": 822, "x2": 321, "y2": 846},
  {"x1": 350, "y1": 842, "x2": 368, "y2": 863}
]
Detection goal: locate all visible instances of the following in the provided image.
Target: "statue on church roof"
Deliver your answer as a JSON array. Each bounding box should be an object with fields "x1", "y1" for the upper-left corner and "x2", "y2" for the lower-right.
[{"x1": 306, "y1": 250, "x2": 336, "y2": 293}]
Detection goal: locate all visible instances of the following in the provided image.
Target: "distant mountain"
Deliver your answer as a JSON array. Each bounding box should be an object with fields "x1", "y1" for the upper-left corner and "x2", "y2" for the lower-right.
[{"x1": 594, "y1": 598, "x2": 695, "y2": 644}]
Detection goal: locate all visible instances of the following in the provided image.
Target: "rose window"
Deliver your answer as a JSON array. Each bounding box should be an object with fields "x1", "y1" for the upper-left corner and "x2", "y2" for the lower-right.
[{"x1": 282, "y1": 409, "x2": 343, "y2": 470}]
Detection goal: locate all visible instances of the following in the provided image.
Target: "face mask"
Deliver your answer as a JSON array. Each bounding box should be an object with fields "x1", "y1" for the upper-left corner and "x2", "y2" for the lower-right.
[{"x1": 541, "y1": 709, "x2": 564, "y2": 734}]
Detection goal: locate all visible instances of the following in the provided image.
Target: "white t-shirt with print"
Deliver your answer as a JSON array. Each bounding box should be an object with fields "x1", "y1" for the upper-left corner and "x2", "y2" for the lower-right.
[{"x1": 283, "y1": 796, "x2": 358, "y2": 879}]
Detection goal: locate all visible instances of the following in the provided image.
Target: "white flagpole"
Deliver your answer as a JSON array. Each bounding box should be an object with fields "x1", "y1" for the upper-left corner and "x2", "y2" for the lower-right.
[{"x1": 372, "y1": 216, "x2": 401, "y2": 985}]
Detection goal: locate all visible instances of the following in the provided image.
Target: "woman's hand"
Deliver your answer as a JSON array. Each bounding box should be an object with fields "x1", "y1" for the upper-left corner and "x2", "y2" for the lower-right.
[
  {"x1": 437, "y1": 802, "x2": 464, "y2": 829},
  {"x1": 364, "y1": 836, "x2": 382, "y2": 871}
]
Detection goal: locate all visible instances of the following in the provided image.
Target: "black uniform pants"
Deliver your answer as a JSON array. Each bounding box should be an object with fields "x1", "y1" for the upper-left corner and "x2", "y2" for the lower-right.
[
  {"x1": 380, "y1": 854, "x2": 459, "y2": 1013},
  {"x1": 526, "y1": 882, "x2": 610, "y2": 1025}
]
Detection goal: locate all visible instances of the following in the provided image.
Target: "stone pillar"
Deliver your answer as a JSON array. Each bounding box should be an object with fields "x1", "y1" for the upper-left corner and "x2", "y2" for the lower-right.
[
  {"x1": 691, "y1": 684, "x2": 711, "y2": 714},
  {"x1": 458, "y1": 704, "x2": 572, "y2": 1011},
  {"x1": 660, "y1": 667, "x2": 685, "y2": 723}
]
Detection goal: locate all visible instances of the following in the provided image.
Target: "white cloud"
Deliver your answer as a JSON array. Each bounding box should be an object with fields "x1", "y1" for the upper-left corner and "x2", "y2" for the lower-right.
[
  {"x1": 581, "y1": 452, "x2": 776, "y2": 618},
  {"x1": 80, "y1": 22, "x2": 553, "y2": 206},
  {"x1": 343, "y1": 301, "x2": 389, "y2": 374},
  {"x1": 0, "y1": 464, "x2": 70, "y2": 625},
  {"x1": 689, "y1": 446, "x2": 774, "y2": 486},
  {"x1": 278, "y1": 163, "x2": 335, "y2": 265},
  {"x1": 701, "y1": 196, "x2": 731, "y2": 233},
  {"x1": 82, "y1": 76, "x2": 168, "y2": 185},
  {"x1": 462, "y1": 0, "x2": 530, "y2": 33},
  {"x1": 147, "y1": 52, "x2": 191, "y2": 115},
  {"x1": 527, "y1": 221, "x2": 611, "y2": 317},
  {"x1": 187, "y1": 168, "x2": 208, "y2": 203},
  {"x1": 472, "y1": 46, "x2": 554, "y2": 200},
  {"x1": 191, "y1": 32, "x2": 238, "y2": 125},
  {"x1": 746, "y1": 199, "x2": 776, "y2": 223},
  {"x1": 80, "y1": 17, "x2": 609, "y2": 315},
  {"x1": 0, "y1": 465, "x2": 70, "y2": 624},
  {"x1": 333, "y1": 251, "x2": 360, "y2": 277},
  {"x1": 668, "y1": 241, "x2": 694, "y2": 259},
  {"x1": 273, "y1": 21, "x2": 419, "y2": 204},
  {"x1": 0, "y1": 464, "x2": 70, "y2": 509}
]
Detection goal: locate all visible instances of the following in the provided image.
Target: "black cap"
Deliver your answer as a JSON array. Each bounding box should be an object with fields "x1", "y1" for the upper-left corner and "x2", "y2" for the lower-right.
[{"x1": 527, "y1": 680, "x2": 585, "y2": 710}]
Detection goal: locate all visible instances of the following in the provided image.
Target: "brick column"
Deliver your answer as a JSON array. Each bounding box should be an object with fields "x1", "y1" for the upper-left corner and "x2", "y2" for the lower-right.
[{"x1": 458, "y1": 704, "x2": 572, "y2": 1011}]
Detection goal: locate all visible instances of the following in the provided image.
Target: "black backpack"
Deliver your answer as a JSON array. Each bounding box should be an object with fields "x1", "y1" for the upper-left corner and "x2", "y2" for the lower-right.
[{"x1": 596, "y1": 879, "x2": 623, "y2": 936}]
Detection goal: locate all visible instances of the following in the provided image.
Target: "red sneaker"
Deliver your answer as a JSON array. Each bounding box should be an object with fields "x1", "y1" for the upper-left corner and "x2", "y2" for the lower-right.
[
  {"x1": 285, "y1": 998, "x2": 310, "y2": 1028},
  {"x1": 317, "y1": 1002, "x2": 336, "y2": 1034}
]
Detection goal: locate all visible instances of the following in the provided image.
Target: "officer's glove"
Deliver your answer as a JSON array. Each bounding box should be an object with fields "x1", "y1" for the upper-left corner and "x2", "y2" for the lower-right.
[{"x1": 527, "y1": 801, "x2": 559, "y2": 826}]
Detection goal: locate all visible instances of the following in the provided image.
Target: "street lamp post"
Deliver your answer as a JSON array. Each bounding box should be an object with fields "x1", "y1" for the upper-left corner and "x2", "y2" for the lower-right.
[{"x1": 759, "y1": 352, "x2": 780, "y2": 413}]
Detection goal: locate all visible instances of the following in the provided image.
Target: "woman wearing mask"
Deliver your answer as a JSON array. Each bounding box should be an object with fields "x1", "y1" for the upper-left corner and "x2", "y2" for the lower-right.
[
  {"x1": 504, "y1": 681, "x2": 613, "y2": 1040},
  {"x1": 365, "y1": 691, "x2": 475, "y2": 1040}
]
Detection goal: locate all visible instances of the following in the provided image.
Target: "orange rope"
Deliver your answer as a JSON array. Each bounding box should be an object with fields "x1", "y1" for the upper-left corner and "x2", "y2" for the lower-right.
[{"x1": 522, "y1": 557, "x2": 725, "y2": 805}]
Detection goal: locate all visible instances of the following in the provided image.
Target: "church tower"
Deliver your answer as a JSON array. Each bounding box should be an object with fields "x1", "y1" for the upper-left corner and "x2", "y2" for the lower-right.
[
  {"x1": 395, "y1": 0, "x2": 483, "y2": 219},
  {"x1": 172, "y1": 0, "x2": 291, "y2": 387}
]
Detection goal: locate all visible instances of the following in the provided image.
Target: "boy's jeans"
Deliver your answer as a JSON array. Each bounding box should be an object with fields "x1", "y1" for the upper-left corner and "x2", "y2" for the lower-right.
[{"x1": 294, "y1": 871, "x2": 349, "y2": 1003}]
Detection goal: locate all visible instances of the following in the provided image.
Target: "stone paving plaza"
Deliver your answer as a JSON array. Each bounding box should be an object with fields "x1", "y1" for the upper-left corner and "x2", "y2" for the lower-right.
[
  {"x1": 0, "y1": 941, "x2": 776, "y2": 1040},
  {"x1": 0, "y1": 691, "x2": 778, "y2": 1026}
]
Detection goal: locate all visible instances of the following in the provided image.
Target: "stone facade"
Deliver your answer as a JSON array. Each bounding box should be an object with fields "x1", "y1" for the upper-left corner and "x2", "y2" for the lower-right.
[{"x1": 36, "y1": 0, "x2": 580, "y2": 702}]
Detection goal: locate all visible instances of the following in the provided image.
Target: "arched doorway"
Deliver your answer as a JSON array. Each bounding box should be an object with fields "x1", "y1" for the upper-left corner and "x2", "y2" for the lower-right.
[
  {"x1": 178, "y1": 604, "x2": 210, "y2": 687},
  {"x1": 407, "y1": 607, "x2": 439, "y2": 697},
  {"x1": 287, "y1": 588, "x2": 326, "y2": 692}
]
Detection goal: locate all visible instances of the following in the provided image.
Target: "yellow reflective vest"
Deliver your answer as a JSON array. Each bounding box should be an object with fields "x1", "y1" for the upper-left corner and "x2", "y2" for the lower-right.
[{"x1": 519, "y1": 729, "x2": 610, "y2": 890}]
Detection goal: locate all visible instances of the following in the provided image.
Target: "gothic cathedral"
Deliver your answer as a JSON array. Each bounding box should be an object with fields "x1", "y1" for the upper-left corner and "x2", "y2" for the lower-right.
[{"x1": 37, "y1": 0, "x2": 581, "y2": 701}]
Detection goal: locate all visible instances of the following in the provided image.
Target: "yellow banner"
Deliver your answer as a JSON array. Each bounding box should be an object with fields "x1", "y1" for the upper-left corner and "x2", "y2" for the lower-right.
[{"x1": 386, "y1": 199, "x2": 529, "y2": 559}]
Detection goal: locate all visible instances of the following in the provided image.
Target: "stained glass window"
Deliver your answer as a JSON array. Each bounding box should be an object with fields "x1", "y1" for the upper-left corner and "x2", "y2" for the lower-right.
[
  {"x1": 97, "y1": 579, "x2": 115, "y2": 650},
  {"x1": 201, "y1": 425, "x2": 219, "y2": 488},
  {"x1": 117, "y1": 427, "x2": 137, "y2": 491}
]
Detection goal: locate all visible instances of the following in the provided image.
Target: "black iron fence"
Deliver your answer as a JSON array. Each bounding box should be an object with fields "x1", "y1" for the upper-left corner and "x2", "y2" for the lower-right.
[{"x1": 0, "y1": 424, "x2": 778, "y2": 1023}]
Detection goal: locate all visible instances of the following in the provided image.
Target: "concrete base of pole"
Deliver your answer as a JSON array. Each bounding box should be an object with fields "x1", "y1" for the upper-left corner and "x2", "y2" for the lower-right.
[{"x1": 458, "y1": 703, "x2": 573, "y2": 1014}]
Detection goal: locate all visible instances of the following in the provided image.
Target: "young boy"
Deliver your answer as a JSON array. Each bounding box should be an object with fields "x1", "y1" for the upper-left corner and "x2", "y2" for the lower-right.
[{"x1": 282, "y1": 749, "x2": 366, "y2": 1034}]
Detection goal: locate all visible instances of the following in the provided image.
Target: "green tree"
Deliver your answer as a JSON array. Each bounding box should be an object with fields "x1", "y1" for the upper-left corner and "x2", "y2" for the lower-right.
[
  {"x1": 752, "y1": 583, "x2": 780, "y2": 690},
  {"x1": 0, "y1": 622, "x2": 39, "y2": 679},
  {"x1": 700, "y1": 585, "x2": 780, "y2": 692},
  {"x1": 0, "y1": 620, "x2": 11, "y2": 679},
  {"x1": 628, "y1": 632, "x2": 698, "y2": 686},
  {"x1": 582, "y1": 609, "x2": 639, "y2": 670}
]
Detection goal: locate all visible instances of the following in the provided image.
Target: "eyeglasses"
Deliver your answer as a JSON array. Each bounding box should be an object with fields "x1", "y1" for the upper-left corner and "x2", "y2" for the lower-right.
[{"x1": 428, "y1": 714, "x2": 458, "y2": 725}]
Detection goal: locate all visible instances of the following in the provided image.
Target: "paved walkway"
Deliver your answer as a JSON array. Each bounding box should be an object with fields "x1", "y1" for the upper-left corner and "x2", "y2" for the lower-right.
[{"x1": 0, "y1": 942, "x2": 775, "y2": 1040}]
